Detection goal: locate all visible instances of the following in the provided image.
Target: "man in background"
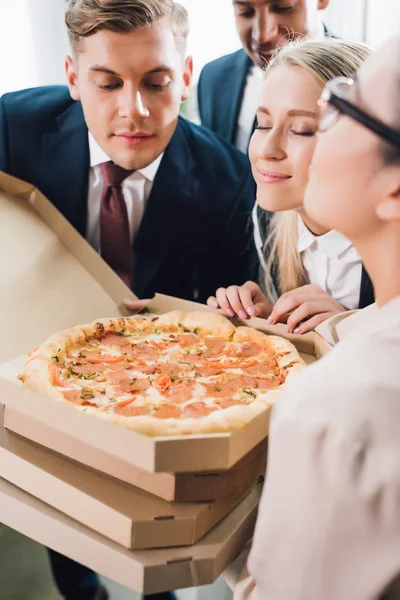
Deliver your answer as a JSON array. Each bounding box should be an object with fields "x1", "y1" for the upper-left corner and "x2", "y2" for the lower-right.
[
  {"x1": 198, "y1": 0, "x2": 331, "y2": 152},
  {"x1": 0, "y1": 0, "x2": 258, "y2": 598}
]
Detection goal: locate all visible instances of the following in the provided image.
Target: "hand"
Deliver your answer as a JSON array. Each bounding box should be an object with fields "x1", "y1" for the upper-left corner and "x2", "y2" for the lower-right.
[
  {"x1": 207, "y1": 281, "x2": 273, "y2": 320},
  {"x1": 267, "y1": 284, "x2": 347, "y2": 334},
  {"x1": 123, "y1": 298, "x2": 151, "y2": 312}
]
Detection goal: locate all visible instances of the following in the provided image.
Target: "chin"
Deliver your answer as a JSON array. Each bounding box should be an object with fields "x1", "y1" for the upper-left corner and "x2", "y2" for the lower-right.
[{"x1": 256, "y1": 192, "x2": 294, "y2": 213}]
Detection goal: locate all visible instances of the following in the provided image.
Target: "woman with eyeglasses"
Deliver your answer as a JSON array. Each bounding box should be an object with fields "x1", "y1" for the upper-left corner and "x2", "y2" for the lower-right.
[
  {"x1": 208, "y1": 39, "x2": 375, "y2": 335},
  {"x1": 226, "y1": 34, "x2": 400, "y2": 600}
]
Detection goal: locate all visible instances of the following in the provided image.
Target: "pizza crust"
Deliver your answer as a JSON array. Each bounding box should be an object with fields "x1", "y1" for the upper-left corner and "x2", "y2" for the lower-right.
[
  {"x1": 21, "y1": 310, "x2": 307, "y2": 437},
  {"x1": 84, "y1": 397, "x2": 271, "y2": 436}
]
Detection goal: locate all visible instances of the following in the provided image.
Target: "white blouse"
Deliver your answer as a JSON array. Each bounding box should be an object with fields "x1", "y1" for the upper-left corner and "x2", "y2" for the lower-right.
[{"x1": 253, "y1": 206, "x2": 362, "y2": 309}]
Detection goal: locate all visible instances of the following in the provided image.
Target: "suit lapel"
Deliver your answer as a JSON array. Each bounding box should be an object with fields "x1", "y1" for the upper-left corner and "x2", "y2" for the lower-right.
[
  {"x1": 359, "y1": 266, "x2": 375, "y2": 308},
  {"x1": 221, "y1": 50, "x2": 252, "y2": 144},
  {"x1": 132, "y1": 119, "x2": 195, "y2": 298},
  {"x1": 41, "y1": 101, "x2": 89, "y2": 237}
]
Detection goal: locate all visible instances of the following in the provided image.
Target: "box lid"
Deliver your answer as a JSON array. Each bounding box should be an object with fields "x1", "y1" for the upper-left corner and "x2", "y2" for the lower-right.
[
  {"x1": 0, "y1": 172, "x2": 137, "y2": 362},
  {"x1": 0, "y1": 427, "x2": 257, "y2": 549},
  {"x1": 0, "y1": 476, "x2": 261, "y2": 595}
]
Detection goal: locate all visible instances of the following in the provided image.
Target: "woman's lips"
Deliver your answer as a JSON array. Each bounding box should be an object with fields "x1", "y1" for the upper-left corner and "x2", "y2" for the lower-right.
[{"x1": 256, "y1": 169, "x2": 292, "y2": 184}]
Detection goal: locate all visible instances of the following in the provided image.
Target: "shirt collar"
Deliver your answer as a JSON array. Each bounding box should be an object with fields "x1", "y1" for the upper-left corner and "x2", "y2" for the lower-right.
[
  {"x1": 88, "y1": 131, "x2": 163, "y2": 182},
  {"x1": 297, "y1": 214, "x2": 354, "y2": 259}
]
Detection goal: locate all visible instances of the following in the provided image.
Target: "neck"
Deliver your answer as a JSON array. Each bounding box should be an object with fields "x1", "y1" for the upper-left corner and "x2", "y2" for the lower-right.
[
  {"x1": 296, "y1": 207, "x2": 329, "y2": 236},
  {"x1": 354, "y1": 226, "x2": 400, "y2": 307}
]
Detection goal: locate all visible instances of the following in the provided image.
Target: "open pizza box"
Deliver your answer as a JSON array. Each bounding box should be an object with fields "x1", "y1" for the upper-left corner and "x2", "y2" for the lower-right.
[
  {"x1": 0, "y1": 171, "x2": 330, "y2": 479},
  {"x1": 0, "y1": 476, "x2": 261, "y2": 595}
]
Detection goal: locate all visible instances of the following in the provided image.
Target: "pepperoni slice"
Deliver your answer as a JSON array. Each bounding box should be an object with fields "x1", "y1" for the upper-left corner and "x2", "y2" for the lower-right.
[
  {"x1": 176, "y1": 334, "x2": 198, "y2": 347},
  {"x1": 168, "y1": 383, "x2": 194, "y2": 404},
  {"x1": 62, "y1": 389, "x2": 83, "y2": 404},
  {"x1": 244, "y1": 361, "x2": 275, "y2": 377},
  {"x1": 78, "y1": 350, "x2": 125, "y2": 364},
  {"x1": 138, "y1": 364, "x2": 157, "y2": 375},
  {"x1": 205, "y1": 375, "x2": 259, "y2": 398},
  {"x1": 178, "y1": 353, "x2": 199, "y2": 365},
  {"x1": 204, "y1": 338, "x2": 226, "y2": 356},
  {"x1": 154, "y1": 404, "x2": 182, "y2": 419},
  {"x1": 50, "y1": 364, "x2": 69, "y2": 387},
  {"x1": 114, "y1": 404, "x2": 151, "y2": 417},
  {"x1": 159, "y1": 363, "x2": 183, "y2": 378},
  {"x1": 237, "y1": 342, "x2": 263, "y2": 358},
  {"x1": 195, "y1": 365, "x2": 223, "y2": 378},
  {"x1": 118, "y1": 377, "x2": 150, "y2": 394},
  {"x1": 183, "y1": 402, "x2": 218, "y2": 418},
  {"x1": 106, "y1": 369, "x2": 136, "y2": 384},
  {"x1": 101, "y1": 332, "x2": 133, "y2": 347},
  {"x1": 130, "y1": 343, "x2": 159, "y2": 362},
  {"x1": 62, "y1": 389, "x2": 97, "y2": 407}
]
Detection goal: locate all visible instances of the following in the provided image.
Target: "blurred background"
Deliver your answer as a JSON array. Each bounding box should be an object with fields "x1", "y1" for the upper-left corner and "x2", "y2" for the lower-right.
[{"x1": 1, "y1": 0, "x2": 400, "y2": 95}]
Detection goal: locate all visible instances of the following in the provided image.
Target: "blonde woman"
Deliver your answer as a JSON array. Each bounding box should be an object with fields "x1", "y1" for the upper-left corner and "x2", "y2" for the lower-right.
[{"x1": 208, "y1": 39, "x2": 375, "y2": 334}]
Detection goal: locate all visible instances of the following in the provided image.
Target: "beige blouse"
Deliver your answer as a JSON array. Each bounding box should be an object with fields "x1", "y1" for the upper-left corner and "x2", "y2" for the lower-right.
[{"x1": 228, "y1": 296, "x2": 400, "y2": 600}]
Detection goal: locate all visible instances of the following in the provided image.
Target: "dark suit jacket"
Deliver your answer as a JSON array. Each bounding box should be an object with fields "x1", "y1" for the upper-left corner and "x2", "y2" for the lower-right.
[
  {"x1": 198, "y1": 26, "x2": 333, "y2": 144},
  {"x1": 256, "y1": 206, "x2": 375, "y2": 309},
  {"x1": 0, "y1": 86, "x2": 258, "y2": 303}
]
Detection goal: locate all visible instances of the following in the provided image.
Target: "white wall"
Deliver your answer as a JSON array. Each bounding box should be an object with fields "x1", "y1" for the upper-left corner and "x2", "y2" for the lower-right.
[{"x1": 0, "y1": 0, "x2": 399, "y2": 93}]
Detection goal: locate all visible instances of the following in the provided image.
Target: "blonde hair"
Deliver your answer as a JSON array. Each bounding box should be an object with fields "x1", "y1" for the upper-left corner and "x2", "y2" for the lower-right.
[
  {"x1": 262, "y1": 39, "x2": 373, "y2": 298},
  {"x1": 65, "y1": 0, "x2": 189, "y2": 53}
]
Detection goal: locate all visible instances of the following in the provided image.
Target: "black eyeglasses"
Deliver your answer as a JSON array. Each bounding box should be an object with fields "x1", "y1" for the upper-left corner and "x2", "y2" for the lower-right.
[{"x1": 318, "y1": 76, "x2": 400, "y2": 150}]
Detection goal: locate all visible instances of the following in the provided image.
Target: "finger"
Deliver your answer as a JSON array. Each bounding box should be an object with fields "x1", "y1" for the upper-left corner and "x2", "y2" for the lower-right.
[
  {"x1": 123, "y1": 298, "x2": 151, "y2": 312},
  {"x1": 238, "y1": 284, "x2": 261, "y2": 317},
  {"x1": 293, "y1": 312, "x2": 333, "y2": 335},
  {"x1": 215, "y1": 288, "x2": 235, "y2": 318},
  {"x1": 226, "y1": 286, "x2": 250, "y2": 320},
  {"x1": 207, "y1": 296, "x2": 220, "y2": 309},
  {"x1": 286, "y1": 302, "x2": 319, "y2": 333},
  {"x1": 268, "y1": 293, "x2": 304, "y2": 324}
]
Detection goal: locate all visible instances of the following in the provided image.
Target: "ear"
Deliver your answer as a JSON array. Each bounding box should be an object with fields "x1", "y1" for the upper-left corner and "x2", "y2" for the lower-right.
[
  {"x1": 318, "y1": 0, "x2": 330, "y2": 9},
  {"x1": 181, "y1": 55, "x2": 193, "y2": 102},
  {"x1": 376, "y1": 167, "x2": 400, "y2": 221},
  {"x1": 65, "y1": 55, "x2": 81, "y2": 101}
]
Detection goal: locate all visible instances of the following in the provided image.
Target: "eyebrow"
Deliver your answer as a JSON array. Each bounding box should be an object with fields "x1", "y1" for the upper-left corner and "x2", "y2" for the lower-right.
[
  {"x1": 89, "y1": 65, "x2": 174, "y2": 76},
  {"x1": 257, "y1": 107, "x2": 318, "y2": 118}
]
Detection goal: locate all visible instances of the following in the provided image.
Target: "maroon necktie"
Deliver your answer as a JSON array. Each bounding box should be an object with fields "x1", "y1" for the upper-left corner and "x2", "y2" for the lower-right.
[{"x1": 100, "y1": 162, "x2": 134, "y2": 288}]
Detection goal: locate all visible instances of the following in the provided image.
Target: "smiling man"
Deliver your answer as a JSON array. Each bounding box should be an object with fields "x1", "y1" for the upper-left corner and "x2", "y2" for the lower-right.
[
  {"x1": 198, "y1": 0, "x2": 331, "y2": 152},
  {"x1": 0, "y1": 1, "x2": 258, "y2": 599}
]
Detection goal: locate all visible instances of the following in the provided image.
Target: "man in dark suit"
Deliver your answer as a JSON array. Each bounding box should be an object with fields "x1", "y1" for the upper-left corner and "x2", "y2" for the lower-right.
[
  {"x1": 0, "y1": 1, "x2": 257, "y2": 599},
  {"x1": 198, "y1": 0, "x2": 332, "y2": 152}
]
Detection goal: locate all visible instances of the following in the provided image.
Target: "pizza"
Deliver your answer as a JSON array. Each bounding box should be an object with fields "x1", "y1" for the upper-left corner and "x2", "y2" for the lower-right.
[{"x1": 20, "y1": 311, "x2": 306, "y2": 436}]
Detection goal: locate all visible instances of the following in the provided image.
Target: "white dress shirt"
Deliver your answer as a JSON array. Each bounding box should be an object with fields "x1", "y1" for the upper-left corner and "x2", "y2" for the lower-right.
[
  {"x1": 297, "y1": 215, "x2": 362, "y2": 310},
  {"x1": 252, "y1": 206, "x2": 362, "y2": 309},
  {"x1": 231, "y1": 295, "x2": 400, "y2": 600},
  {"x1": 235, "y1": 65, "x2": 264, "y2": 154},
  {"x1": 86, "y1": 132, "x2": 163, "y2": 252}
]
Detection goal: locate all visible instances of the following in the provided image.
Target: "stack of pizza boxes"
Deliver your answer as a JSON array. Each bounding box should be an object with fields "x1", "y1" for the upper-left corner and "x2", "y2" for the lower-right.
[{"x1": 0, "y1": 173, "x2": 330, "y2": 595}]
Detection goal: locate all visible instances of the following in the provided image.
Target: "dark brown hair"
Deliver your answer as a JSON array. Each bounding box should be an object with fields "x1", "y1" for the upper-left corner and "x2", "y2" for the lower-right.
[{"x1": 65, "y1": 0, "x2": 189, "y2": 53}]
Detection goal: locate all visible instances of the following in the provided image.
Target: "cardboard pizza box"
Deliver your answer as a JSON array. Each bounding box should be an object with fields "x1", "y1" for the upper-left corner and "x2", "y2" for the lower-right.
[
  {"x1": 0, "y1": 316, "x2": 329, "y2": 475},
  {"x1": 0, "y1": 171, "x2": 137, "y2": 363},
  {"x1": 0, "y1": 427, "x2": 261, "y2": 549},
  {"x1": 0, "y1": 172, "x2": 331, "y2": 476},
  {"x1": 0, "y1": 364, "x2": 266, "y2": 502},
  {"x1": 0, "y1": 476, "x2": 261, "y2": 595}
]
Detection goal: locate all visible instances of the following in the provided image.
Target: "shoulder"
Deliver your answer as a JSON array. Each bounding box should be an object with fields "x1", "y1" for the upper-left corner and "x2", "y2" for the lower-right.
[
  {"x1": 178, "y1": 117, "x2": 253, "y2": 183},
  {"x1": 1, "y1": 86, "x2": 75, "y2": 127},
  {"x1": 199, "y1": 49, "x2": 248, "y2": 84}
]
